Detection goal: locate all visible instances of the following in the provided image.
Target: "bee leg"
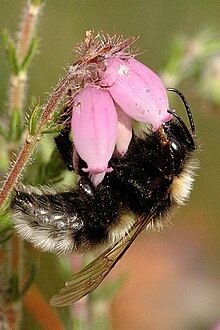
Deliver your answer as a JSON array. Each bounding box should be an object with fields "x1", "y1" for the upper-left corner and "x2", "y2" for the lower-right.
[
  {"x1": 54, "y1": 127, "x2": 74, "y2": 171},
  {"x1": 54, "y1": 127, "x2": 88, "y2": 176},
  {"x1": 158, "y1": 130, "x2": 174, "y2": 179}
]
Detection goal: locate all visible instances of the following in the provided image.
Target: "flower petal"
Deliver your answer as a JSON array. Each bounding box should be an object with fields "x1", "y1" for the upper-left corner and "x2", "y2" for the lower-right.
[
  {"x1": 90, "y1": 172, "x2": 108, "y2": 186},
  {"x1": 115, "y1": 103, "x2": 132, "y2": 157},
  {"x1": 71, "y1": 86, "x2": 117, "y2": 175},
  {"x1": 103, "y1": 57, "x2": 173, "y2": 131}
]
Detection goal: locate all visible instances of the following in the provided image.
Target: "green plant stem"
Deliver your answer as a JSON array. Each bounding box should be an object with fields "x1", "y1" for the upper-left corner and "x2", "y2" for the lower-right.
[
  {"x1": 8, "y1": 1, "x2": 43, "y2": 119},
  {"x1": 0, "y1": 134, "x2": 37, "y2": 209},
  {"x1": 17, "y1": 1, "x2": 42, "y2": 59},
  {"x1": 0, "y1": 2, "x2": 44, "y2": 329},
  {"x1": 8, "y1": 72, "x2": 27, "y2": 118}
]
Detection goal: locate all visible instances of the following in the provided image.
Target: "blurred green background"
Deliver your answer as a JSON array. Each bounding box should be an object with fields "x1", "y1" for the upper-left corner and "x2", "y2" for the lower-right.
[{"x1": 1, "y1": 1, "x2": 220, "y2": 329}]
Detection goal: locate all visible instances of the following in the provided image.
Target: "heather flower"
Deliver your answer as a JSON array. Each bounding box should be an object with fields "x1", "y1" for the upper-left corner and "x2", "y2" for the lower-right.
[
  {"x1": 102, "y1": 57, "x2": 173, "y2": 132},
  {"x1": 71, "y1": 34, "x2": 173, "y2": 185},
  {"x1": 71, "y1": 86, "x2": 117, "y2": 184}
]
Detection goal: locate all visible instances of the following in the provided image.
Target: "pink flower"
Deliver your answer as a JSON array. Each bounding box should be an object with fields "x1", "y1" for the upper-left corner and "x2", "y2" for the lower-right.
[
  {"x1": 102, "y1": 57, "x2": 173, "y2": 131},
  {"x1": 114, "y1": 102, "x2": 133, "y2": 157},
  {"x1": 71, "y1": 55, "x2": 173, "y2": 185},
  {"x1": 71, "y1": 86, "x2": 117, "y2": 181}
]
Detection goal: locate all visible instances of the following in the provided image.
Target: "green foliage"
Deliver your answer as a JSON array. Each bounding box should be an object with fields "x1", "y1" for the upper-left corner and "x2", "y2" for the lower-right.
[
  {"x1": 37, "y1": 147, "x2": 69, "y2": 185},
  {"x1": 31, "y1": 0, "x2": 45, "y2": 5},
  {"x1": 28, "y1": 105, "x2": 42, "y2": 135},
  {"x1": 10, "y1": 262, "x2": 38, "y2": 302},
  {"x1": 0, "y1": 208, "x2": 13, "y2": 244},
  {"x1": 1, "y1": 29, "x2": 19, "y2": 75},
  {"x1": 1, "y1": 30, "x2": 39, "y2": 75},
  {"x1": 0, "y1": 122, "x2": 9, "y2": 140},
  {"x1": 19, "y1": 262, "x2": 39, "y2": 300},
  {"x1": 162, "y1": 30, "x2": 220, "y2": 84},
  {"x1": 9, "y1": 108, "x2": 24, "y2": 142},
  {"x1": 21, "y1": 38, "x2": 39, "y2": 71}
]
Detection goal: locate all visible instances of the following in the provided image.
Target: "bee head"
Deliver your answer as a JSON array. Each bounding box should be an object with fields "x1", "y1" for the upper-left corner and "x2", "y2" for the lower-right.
[{"x1": 163, "y1": 88, "x2": 196, "y2": 172}]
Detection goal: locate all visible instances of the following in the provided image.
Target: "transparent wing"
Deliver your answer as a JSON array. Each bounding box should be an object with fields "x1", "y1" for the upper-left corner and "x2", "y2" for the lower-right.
[{"x1": 50, "y1": 207, "x2": 157, "y2": 307}]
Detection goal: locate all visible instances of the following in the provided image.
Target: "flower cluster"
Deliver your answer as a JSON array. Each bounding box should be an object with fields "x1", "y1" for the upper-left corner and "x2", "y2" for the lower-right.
[{"x1": 71, "y1": 52, "x2": 172, "y2": 185}]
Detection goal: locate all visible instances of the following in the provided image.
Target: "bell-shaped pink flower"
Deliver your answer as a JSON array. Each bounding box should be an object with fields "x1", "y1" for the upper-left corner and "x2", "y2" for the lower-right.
[
  {"x1": 114, "y1": 103, "x2": 132, "y2": 157},
  {"x1": 102, "y1": 57, "x2": 173, "y2": 131},
  {"x1": 71, "y1": 86, "x2": 117, "y2": 176}
]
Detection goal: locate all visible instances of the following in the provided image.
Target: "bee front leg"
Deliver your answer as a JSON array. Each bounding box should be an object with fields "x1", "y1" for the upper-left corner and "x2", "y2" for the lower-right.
[{"x1": 54, "y1": 127, "x2": 74, "y2": 171}]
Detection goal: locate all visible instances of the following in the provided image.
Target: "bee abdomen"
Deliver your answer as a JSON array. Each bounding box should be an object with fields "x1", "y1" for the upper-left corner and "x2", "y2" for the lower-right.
[
  {"x1": 11, "y1": 190, "x2": 85, "y2": 254},
  {"x1": 11, "y1": 184, "x2": 122, "y2": 254}
]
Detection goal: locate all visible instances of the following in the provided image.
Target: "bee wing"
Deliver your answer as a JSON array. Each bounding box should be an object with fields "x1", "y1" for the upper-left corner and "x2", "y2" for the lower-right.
[{"x1": 50, "y1": 208, "x2": 157, "y2": 307}]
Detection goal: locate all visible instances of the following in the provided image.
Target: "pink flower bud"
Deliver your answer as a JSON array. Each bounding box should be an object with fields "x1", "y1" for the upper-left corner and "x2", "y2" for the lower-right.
[
  {"x1": 115, "y1": 103, "x2": 132, "y2": 157},
  {"x1": 103, "y1": 57, "x2": 173, "y2": 131},
  {"x1": 71, "y1": 86, "x2": 117, "y2": 176}
]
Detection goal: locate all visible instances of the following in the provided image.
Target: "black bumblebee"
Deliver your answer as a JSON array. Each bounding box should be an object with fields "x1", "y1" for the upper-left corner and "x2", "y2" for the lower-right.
[{"x1": 11, "y1": 88, "x2": 197, "y2": 307}]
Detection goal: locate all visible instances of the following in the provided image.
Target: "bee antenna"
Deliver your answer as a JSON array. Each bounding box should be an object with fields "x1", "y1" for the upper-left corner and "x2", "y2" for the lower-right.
[
  {"x1": 167, "y1": 87, "x2": 195, "y2": 133},
  {"x1": 167, "y1": 109, "x2": 196, "y2": 149}
]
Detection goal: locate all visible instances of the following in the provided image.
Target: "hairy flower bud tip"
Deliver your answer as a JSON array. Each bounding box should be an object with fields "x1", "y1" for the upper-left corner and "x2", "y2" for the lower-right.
[
  {"x1": 71, "y1": 86, "x2": 117, "y2": 175},
  {"x1": 103, "y1": 57, "x2": 173, "y2": 131}
]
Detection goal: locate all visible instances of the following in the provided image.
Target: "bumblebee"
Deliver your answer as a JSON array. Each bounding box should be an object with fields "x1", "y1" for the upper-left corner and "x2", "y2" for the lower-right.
[{"x1": 11, "y1": 88, "x2": 197, "y2": 307}]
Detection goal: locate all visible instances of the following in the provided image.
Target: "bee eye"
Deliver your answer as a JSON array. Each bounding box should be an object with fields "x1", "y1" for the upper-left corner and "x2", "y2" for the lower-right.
[
  {"x1": 170, "y1": 137, "x2": 182, "y2": 152},
  {"x1": 169, "y1": 136, "x2": 186, "y2": 168}
]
